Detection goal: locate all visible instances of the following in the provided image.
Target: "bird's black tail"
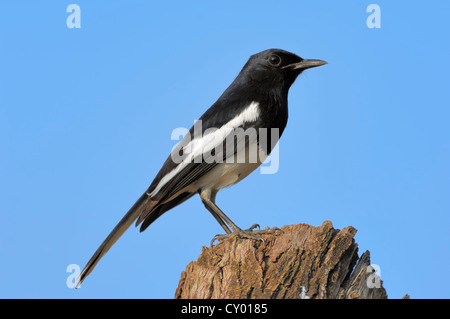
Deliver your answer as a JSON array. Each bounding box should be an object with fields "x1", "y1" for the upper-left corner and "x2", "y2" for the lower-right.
[
  {"x1": 135, "y1": 191, "x2": 195, "y2": 232},
  {"x1": 76, "y1": 193, "x2": 155, "y2": 288}
]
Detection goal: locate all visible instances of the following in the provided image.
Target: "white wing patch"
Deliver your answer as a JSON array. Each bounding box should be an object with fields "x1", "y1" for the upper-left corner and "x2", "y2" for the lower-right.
[
  {"x1": 149, "y1": 101, "x2": 261, "y2": 197},
  {"x1": 234, "y1": 100, "x2": 260, "y2": 123}
]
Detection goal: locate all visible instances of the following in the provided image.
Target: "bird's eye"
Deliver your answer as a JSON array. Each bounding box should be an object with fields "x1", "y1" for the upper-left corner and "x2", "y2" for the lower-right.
[{"x1": 268, "y1": 54, "x2": 282, "y2": 66}]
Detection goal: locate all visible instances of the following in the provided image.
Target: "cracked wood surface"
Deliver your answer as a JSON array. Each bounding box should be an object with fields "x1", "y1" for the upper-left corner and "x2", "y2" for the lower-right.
[{"x1": 175, "y1": 221, "x2": 388, "y2": 299}]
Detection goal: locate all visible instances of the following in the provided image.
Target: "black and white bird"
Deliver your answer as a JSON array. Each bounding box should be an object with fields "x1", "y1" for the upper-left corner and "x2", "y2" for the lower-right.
[{"x1": 76, "y1": 49, "x2": 326, "y2": 287}]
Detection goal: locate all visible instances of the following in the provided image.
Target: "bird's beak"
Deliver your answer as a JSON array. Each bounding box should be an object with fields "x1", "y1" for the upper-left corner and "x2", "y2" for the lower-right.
[{"x1": 283, "y1": 59, "x2": 328, "y2": 70}]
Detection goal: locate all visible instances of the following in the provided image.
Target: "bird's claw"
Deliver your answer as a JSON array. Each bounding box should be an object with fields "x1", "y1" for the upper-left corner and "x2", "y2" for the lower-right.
[
  {"x1": 246, "y1": 224, "x2": 260, "y2": 231},
  {"x1": 210, "y1": 230, "x2": 263, "y2": 246},
  {"x1": 210, "y1": 225, "x2": 283, "y2": 246}
]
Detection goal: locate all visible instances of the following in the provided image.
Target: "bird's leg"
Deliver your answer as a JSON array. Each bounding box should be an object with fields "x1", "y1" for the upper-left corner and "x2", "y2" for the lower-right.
[
  {"x1": 199, "y1": 189, "x2": 232, "y2": 234},
  {"x1": 199, "y1": 189, "x2": 278, "y2": 245},
  {"x1": 207, "y1": 205, "x2": 232, "y2": 235}
]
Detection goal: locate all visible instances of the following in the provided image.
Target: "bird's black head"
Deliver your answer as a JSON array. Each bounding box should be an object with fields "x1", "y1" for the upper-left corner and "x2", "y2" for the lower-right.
[{"x1": 238, "y1": 49, "x2": 327, "y2": 93}]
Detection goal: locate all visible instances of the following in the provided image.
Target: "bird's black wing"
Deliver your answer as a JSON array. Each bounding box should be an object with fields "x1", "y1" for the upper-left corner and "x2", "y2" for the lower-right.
[
  {"x1": 136, "y1": 98, "x2": 266, "y2": 229},
  {"x1": 146, "y1": 98, "x2": 260, "y2": 197}
]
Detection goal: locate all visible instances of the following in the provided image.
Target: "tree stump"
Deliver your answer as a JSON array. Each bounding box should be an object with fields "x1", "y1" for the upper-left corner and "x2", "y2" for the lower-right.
[{"x1": 175, "y1": 221, "x2": 388, "y2": 299}]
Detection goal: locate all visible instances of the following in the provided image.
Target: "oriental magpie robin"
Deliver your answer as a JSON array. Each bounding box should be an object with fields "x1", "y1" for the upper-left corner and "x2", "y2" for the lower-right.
[{"x1": 76, "y1": 49, "x2": 326, "y2": 287}]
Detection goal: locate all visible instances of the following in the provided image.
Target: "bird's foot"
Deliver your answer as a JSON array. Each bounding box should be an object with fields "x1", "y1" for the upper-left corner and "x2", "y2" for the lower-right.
[{"x1": 210, "y1": 225, "x2": 283, "y2": 246}]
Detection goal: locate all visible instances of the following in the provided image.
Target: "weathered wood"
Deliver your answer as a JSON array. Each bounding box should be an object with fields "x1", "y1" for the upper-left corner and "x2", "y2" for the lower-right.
[{"x1": 175, "y1": 221, "x2": 388, "y2": 299}]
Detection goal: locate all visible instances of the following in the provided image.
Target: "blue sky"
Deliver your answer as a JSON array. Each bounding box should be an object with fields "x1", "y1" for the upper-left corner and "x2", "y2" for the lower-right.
[{"x1": 1, "y1": 1, "x2": 449, "y2": 298}]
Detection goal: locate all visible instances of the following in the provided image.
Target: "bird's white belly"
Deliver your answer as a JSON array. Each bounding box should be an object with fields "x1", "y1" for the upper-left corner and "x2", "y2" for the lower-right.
[
  {"x1": 201, "y1": 161, "x2": 261, "y2": 190},
  {"x1": 189, "y1": 144, "x2": 268, "y2": 192}
]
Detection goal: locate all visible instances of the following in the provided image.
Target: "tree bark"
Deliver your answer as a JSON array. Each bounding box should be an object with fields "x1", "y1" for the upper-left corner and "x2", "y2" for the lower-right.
[{"x1": 175, "y1": 221, "x2": 389, "y2": 299}]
